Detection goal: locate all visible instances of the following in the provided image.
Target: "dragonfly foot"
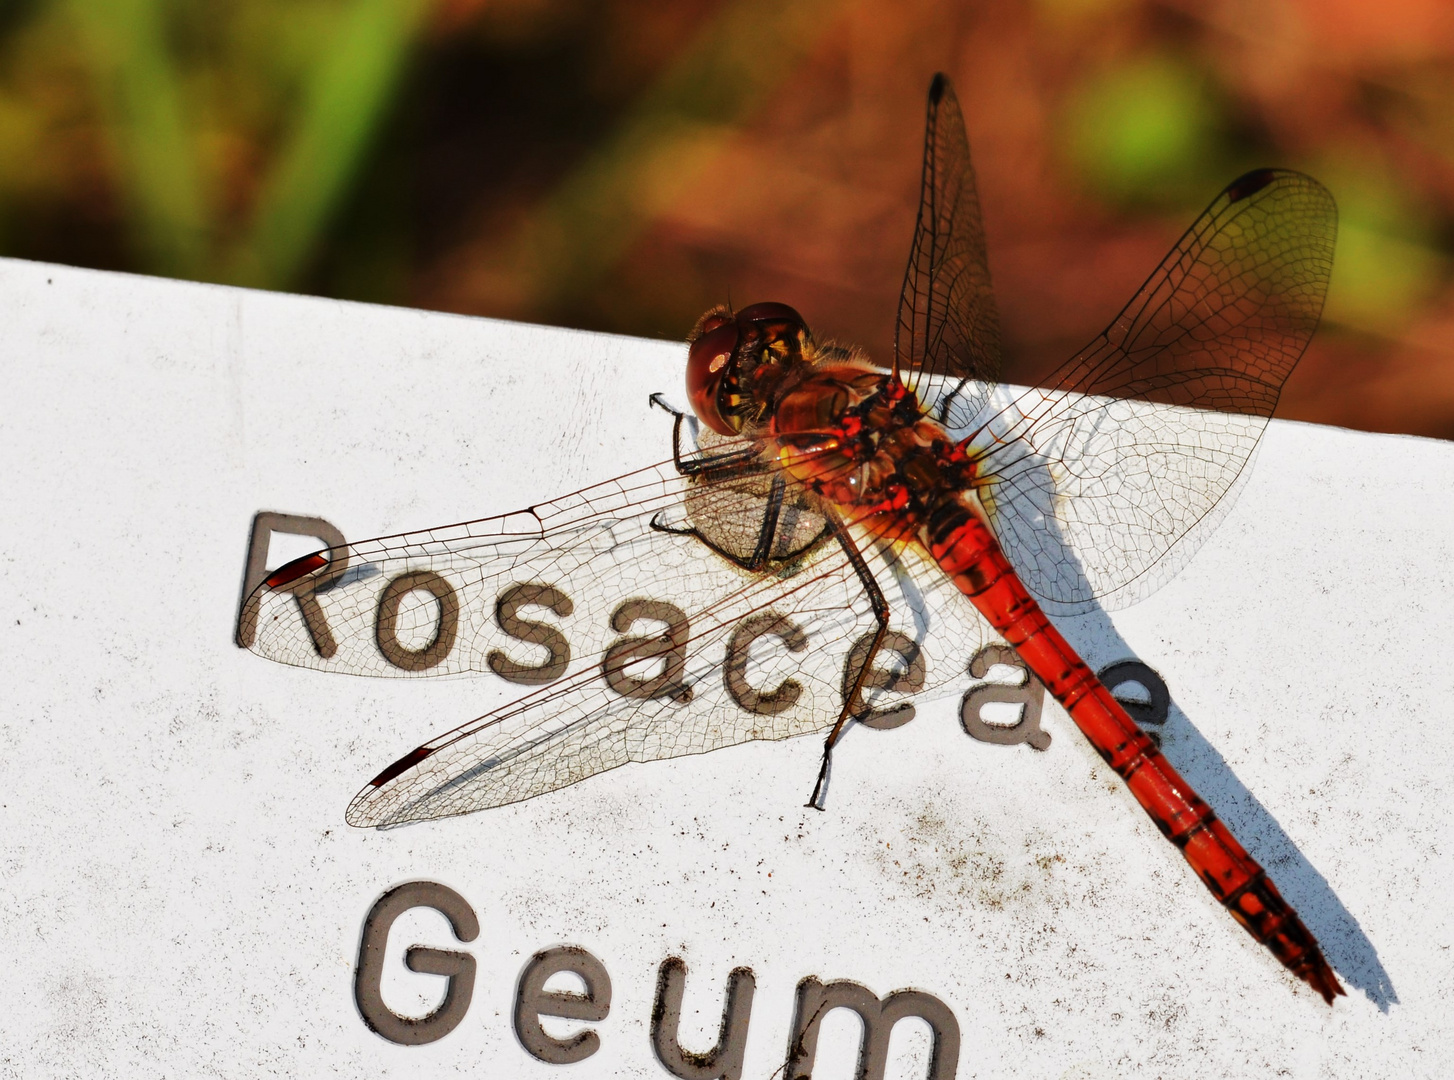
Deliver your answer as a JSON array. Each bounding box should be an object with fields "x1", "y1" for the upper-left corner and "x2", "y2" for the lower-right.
[
  {"x1": 649, "y1": 391, "x2": 684, "y2": 418},
  {"x1": 807, "y1": 757, "x2": 831, "y2": 810}
]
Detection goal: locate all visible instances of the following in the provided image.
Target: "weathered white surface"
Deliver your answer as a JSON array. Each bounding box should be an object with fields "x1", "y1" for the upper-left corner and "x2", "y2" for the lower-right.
[{"x1": 0, "y1": 256, "x2": 1447, "y2": 1078}]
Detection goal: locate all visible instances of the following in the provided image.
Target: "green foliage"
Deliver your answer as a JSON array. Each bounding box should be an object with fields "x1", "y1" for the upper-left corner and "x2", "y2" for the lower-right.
[
  {"x1": 1316, "y1": 160, "x2": 1447, "y2": 335},
  {"x1": 68, "y1": 0, "x2": 206, "y2": 274},
  {"x1": 229, "y1": 0, "x2": 428, "y2": 287},
  {"x1": 59, "y1": 0, "x2": 429, "y2": 288},
  {"x1": 1059, "y1": 55, "x2": 1226, "y2": 204}
]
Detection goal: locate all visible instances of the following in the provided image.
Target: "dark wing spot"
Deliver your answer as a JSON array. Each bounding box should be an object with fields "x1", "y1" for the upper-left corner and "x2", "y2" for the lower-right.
[
  {"x1": 1225, "y1": 168, "x2": 1278, "y2": 203},
  {"x1": 265, "y1": 551, "x2": 329, "y2": 588},
  {"x1": 929, "y1": 71, "x2": 947, "y2": 105},
  {"x1": 368, "y1": 746, "x2": 435, "y2": 788}
]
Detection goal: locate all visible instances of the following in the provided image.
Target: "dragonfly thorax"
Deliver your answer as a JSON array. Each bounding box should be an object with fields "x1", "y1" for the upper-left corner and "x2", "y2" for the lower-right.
[
  {"x1": 687, "y1": 303, "x2": 986, "y2": 541},
  {"x1": 771, "y1": 362, "x2": 980, "y2": 531}
]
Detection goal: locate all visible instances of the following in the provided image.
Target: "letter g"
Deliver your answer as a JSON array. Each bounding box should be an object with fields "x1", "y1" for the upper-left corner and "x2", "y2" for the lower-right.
[{"x1": 354, "y1": 881, "x2": 479, "y2": 1045}]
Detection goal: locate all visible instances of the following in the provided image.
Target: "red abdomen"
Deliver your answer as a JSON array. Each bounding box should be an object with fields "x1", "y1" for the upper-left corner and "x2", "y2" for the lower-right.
[{"x1": 925, "y1": 500, "x2": 1344, "y2": 1003}]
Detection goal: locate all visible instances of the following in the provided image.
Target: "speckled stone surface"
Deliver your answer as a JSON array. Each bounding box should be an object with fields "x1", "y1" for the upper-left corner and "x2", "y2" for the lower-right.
[{"x1": 0, "y1": 257, "x2": 1445, "y2": 1078}]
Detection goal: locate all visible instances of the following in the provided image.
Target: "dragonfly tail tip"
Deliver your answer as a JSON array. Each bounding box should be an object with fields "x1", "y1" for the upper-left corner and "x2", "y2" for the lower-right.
[{"x1": 1307, "y1": 962, "x2": 1347, "y2": 1006}]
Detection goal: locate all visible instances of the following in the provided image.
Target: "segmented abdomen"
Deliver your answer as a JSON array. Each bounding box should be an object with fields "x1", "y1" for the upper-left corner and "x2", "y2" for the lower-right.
[{"x1": 924, "y1": 493, "x2": 1345, "y2": 1004}]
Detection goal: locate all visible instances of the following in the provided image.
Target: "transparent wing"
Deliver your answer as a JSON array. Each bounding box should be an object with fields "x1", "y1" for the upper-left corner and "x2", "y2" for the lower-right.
[
  {"x1": 969, "y1": 169, "x2": 1338, "y2": 613},
  {"x1": 895, "y1": 73, "x2": 1003, "y2": 428},
  {"x1": 345, "y1": 541, "x2": 859, "y2": 826},
  {"x1": 244, "y1": 449, "x2": 994, "y2": 826},
  {"x1": 243, "y1": 459, "x2": 751, "y2": 679}
]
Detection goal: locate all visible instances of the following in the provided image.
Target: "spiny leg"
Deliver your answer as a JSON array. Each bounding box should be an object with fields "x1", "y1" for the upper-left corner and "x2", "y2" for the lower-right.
[
  {"x1": 808, "y1": 513, "x2": 891, "y2": 810},
  {"x1": 650, "y1": 473, "x2": 789, "y2": 573},
  {"x1": 650, "y1": 392, "x2": 761, "y2": 477},
  {"x1": 744, "y1": 475, "x2": 787, "y2": 569}
]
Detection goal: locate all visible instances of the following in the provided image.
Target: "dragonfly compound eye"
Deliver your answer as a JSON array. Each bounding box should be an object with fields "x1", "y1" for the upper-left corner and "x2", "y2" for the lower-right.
[
  {"x1": 735, "y1": 302, "x2": 810, "y2": 341},
  {"x1": 686, "y1": 319, "x2": 743, "y2": 435}
]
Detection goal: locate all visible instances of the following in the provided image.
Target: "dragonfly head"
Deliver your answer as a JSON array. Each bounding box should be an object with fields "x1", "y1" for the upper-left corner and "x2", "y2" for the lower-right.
[{"x1": 687, "y1": 302, "x2": 812, "y2": 435}]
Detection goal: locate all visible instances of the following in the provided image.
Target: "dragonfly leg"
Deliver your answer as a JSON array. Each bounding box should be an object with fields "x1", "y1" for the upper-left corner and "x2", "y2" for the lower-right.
[
  {"x1": 808, "y1": 514, "x2": 891, "y2": 810},
  {"x1": 743, "y1": 475, "x2": 786, "y2": 570},
  {"x1": 650, "y1": 392, "x2": 762, "y2": 477},
  {"x1": 650, "y1": 474, "x2": 791, "y2": 573}
]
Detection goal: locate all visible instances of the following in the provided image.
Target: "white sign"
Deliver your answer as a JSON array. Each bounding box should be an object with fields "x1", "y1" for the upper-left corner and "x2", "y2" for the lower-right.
[{"x1": 2, "y1": 257, "x2": 1447, "y2": 1077}]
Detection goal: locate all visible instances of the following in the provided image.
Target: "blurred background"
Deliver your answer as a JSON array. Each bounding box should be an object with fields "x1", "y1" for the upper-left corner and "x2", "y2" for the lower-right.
[{"x1": 3, "y1": 0, "x2": 1454, "y2": 437}]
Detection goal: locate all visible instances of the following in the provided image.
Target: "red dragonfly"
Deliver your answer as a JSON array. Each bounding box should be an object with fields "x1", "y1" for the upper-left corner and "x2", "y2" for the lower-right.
[{"x1": 244, "y1": 75, "x2": 1341, "y2": 1002}]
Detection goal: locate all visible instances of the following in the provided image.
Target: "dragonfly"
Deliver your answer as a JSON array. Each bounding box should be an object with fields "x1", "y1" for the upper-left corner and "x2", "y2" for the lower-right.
[{"x1": 243, "y1": 74, "x2": 1341, "y2": 1003}]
